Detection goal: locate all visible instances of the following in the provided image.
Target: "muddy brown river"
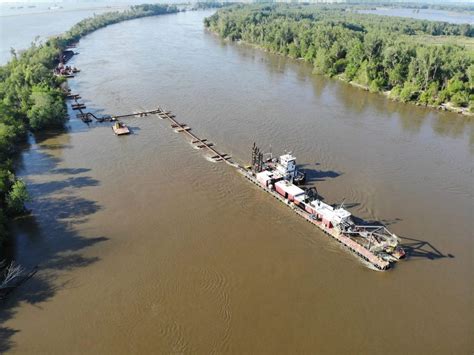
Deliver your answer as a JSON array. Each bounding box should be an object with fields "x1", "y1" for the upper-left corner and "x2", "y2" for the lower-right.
[{"x1": 2, "y1": 10, "x2": 473, "y2": 354}]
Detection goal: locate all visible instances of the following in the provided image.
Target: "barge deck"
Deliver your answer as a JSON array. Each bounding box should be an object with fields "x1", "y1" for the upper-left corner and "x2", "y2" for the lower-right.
[{"x1": 238, "y1": 168, "x2": 390, "y2": 270}]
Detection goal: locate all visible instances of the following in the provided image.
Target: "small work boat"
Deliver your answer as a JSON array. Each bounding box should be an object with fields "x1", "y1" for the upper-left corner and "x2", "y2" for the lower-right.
[{"x1": 112, "y1": 121, "x2": 130, "y2": 135}]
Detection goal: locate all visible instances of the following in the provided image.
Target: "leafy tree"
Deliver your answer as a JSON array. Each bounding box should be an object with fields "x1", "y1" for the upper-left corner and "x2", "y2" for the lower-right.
[
  {"x1": 447, "y1": 76, "x2": 465, "y2": 97},
  {"x1": 399, "y1": 82, "x2": 420, "y2": 102},
  {"x1": 6, "y1": 179, "x2": 29, "y2": 215},
  {"x1": 27, "y1": 87, "x2": 66, "y2": 130},
  {"x1": 451, "y1": 91, "x2": 469, "y2": 107},
  {"x1": 419, "y1": 82, "x2": 439, "y2": 105}
]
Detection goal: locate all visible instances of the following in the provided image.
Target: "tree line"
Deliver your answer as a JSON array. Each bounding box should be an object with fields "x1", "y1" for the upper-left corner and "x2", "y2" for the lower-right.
[
  {"x1": 351, "y1": 2, "x2": 474, "y2": 13},
  {"x1": 193, "y1": 2, "x2": 234, "y2": 10},
  {"x1": 204, "y1": 4, "x2": 473, "y2": 111},
  {"x1": 0, "y1": 4, "x2": 178, "y2": 242}
]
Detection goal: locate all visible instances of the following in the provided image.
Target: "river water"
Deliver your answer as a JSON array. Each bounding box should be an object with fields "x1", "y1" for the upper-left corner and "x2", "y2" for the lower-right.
[
  {"x1": 0, "y1": 2, "x2": 128, "y2": 65},
  {"x1": 2, "y1": 10, "x2": 473, "y2": 354}
]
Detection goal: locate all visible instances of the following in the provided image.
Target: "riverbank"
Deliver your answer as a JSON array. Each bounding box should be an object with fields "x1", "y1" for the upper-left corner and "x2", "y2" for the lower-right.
[
  {"x1": 205, "y1": 4, "x2": 473, "y2": 118},
  {"x1": 340, "y1": 77, "x2": 473, "y2": 117},
  {"x1": 224, "y1": 36, "x2": 473, "y2": 117},
  {"x1": 0, "y1": 4, "x2": 178, "y2": 270}
]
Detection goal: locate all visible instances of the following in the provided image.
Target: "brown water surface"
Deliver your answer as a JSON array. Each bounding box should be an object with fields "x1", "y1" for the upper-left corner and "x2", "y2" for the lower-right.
[{"x1": 3, "y1": 10, "x2": 473, "y2": 354}]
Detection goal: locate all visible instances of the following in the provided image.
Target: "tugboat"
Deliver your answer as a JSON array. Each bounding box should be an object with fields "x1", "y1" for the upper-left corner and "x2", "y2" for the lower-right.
[{"x1": 112, "y1": 121, "x2": 130, "y2": 135}]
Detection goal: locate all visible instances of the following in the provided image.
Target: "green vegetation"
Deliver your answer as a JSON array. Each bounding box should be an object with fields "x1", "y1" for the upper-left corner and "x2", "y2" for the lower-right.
[
  {"x1": 193, "y1": 2, "x2": 234, "y2": 10},
  {"x1": 5, "y1": 179, "x2": 29, "y2": 215},
  {"x1": 0, "y1": 4, "x2": 178, "y2": 243},
  {"x1": 299, "y1": 2, "x2": 474, "y2": 14},
  {"x1": 205, "y1": 4, "x2": 473, "y2": 112},
  {"x1": 358, "y1": 3, "x2": 474, "y2": 14},
  {"x1": 401, "y1": 35, "x2": 474, "y2": 52}
]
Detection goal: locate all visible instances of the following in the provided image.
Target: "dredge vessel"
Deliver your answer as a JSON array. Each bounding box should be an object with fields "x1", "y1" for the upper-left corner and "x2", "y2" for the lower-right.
[
  {"x1": 239, "y1": 143, "x2": 405, "y2": 270},
  {"x1": 114, "y1": 107, "x2": 404, "y2": 270}
]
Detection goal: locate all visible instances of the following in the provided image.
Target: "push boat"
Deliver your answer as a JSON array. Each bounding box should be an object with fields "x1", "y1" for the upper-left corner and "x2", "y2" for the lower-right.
[
  {"x1": 238, "y1": 143, "x2": 405, "y2": 270},
  {"x1": 112, "y1": 121, "x2": 130, "y2": 135}
]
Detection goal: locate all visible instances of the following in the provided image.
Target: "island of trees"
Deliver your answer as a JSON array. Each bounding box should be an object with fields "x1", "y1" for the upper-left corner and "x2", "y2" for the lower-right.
[
  {"x1": 205, "y1": 4, "x2": 473, "y2": 113},
  {"x1": 0, "y1": 4, "x2": 178, "y2": 243}
]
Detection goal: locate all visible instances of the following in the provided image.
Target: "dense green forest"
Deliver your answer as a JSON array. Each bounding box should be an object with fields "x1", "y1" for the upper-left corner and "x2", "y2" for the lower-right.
[
  {"x1": 193, "y1": 2, "x2": 235, "y2": 10},
  {"x1": 376, "y1": 3, "x2": 474, "y2": 13},
  {"x1": 205, "y1": 4, "x2": 473, "y2": 111},
  {"x1": 0, "y1": 4, "x2": 178, "y2": 243},
  {"x1": 279, "y1": 1, "x2": 474, "y2": 13}
]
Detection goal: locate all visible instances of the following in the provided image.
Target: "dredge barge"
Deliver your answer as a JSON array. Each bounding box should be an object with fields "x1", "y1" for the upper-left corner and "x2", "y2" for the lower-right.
[
  {"x1": 73, "y1": 103, "x2": 404, "y2": 270},
  {"x1": 239, "y1": 143, "x2": 405, "y2": 271},
  {"x1": 154, "y1": 106, "x2": 404, "y2": 270},
  {"x1": 62, "y1": 47, "x2": 404, "y2": 270}
]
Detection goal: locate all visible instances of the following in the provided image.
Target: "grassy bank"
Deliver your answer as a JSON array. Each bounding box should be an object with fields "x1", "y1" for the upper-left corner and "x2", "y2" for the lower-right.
[{"x1": 0, "y1": 4, "x2": 178, "y2": 244}]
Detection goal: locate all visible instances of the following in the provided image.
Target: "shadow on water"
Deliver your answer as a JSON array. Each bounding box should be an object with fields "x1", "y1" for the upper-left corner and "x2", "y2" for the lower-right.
[
  {"x1": 33, "y1": 127, "x2": 71, "y2": 145},
  {"x1": 39, "y1": 143, "x2": 74, "y2": 150},
  {"x1": 352, "y1": 216, "x2": 453, "y2": 262},
  {"x1": 298, "y1": 164, "x2": 342, "y2": 184},
  {"x1": 52, "y1": 168, "x2": 91, "y2": 175},
  {"x1": 27, "y1": 176, "x2": 100, "y2": 195},
  {"x1": 357, "y1": 217, "x2": 403, "y2": 227},
  {"x1": 400, "y1": 236, "x2": 454, "y2": 261},
  {"x1": 0, "y1": 137, "x2": 107, "y2": 352},
  {"x1": 304, "y1": 168, "x2": 341, "y2": 184},
  {"x1": 431, "y1": 112, "x2": 473, "y2": 141},
  {"x1": 14, "y1": 147, "x2": 61, "y2": 177}
]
